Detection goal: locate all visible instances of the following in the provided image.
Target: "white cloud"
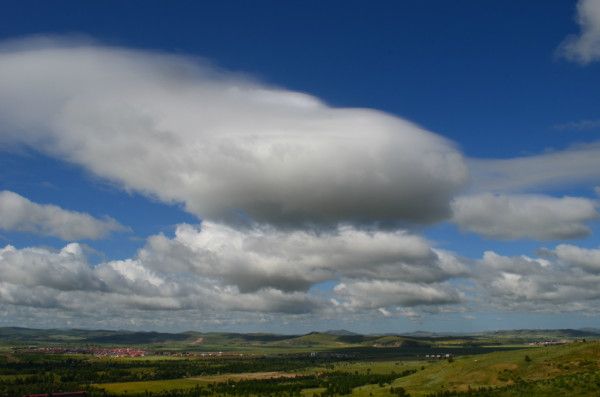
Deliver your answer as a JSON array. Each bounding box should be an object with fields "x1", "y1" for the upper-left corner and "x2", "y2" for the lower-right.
[
  {"x1": 0, "y1": 190, "x2": 125, "y2": 240},
  {"x1": 0, "y1": 243, "x2": 102, "y2": 291},
  {"x1": 138, "y1": 222, "x2": 468, "y2": 293},
  {"x1": 558, "y1": 0, "x2": 600, "y2": 64},
  {"x1": 378, "y1": 307, "x2": 392, "y2": 317},
  {"x1": 475, "y1": 247, "x2": 600, "y2": 312},
  {"x1": 0, "y1": 241, "x2": 318, "y2": 315},
  {"x1": 452, "y1": 193, "x2": 599, "y2": 240},
  {"x1": 547, "y1": 244, "x2": 600, "y2": 274},
  {"x1": 0, "y1": 221, "x2": 467, "y2": 317},
  {"x1": 333, "y1": 279, "x2": 462, "y2": 310},
  {"x1": 470, "y1": 142, "x2": 600, "y2": 193},
  {"x1": 0, "y1": 38, "x2": 468, "y2": 227}
]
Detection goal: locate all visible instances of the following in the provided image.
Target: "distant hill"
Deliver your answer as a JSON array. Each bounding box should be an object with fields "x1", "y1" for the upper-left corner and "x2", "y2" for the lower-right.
[
  {"x1": 324, "y1": 329, "x2": 359, "y2": 336},
  {"x1": 0, "y1": 327, "x2": 597, "y2": 350},
  {"x1": 85, "y1": 331, "x2": 192, "y2": 344},
  {"x1": 475, "y1": 328, "x2": 600, "y2": 341}
]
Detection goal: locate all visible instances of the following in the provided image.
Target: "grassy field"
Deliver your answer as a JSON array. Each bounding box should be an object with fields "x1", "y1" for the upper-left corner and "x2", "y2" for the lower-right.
[{"x1": 95, "y1": 378, "x2": 206, "y2": 395}]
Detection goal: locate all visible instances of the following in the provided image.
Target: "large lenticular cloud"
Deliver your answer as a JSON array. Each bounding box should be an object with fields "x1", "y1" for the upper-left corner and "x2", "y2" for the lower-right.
[{"x1": 0, "y1": 38, "x2": 467, "y2": 227}]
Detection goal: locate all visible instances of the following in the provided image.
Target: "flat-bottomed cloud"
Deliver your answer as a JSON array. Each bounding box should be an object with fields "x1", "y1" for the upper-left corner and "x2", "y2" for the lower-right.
[{"x1": 0, "y1": 39, "x2": 468, "y2": 228}]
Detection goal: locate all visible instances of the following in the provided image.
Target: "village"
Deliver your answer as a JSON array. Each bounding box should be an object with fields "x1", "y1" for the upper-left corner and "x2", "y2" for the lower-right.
[{"x1": 16, "y1": 346, "x2": 147, "y2": 358}]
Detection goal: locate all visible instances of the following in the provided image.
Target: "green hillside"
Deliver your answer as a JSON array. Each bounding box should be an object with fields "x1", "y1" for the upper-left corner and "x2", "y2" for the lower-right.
[{"x1": 387, "y1": 341, "x2": 600, "y2": 396}]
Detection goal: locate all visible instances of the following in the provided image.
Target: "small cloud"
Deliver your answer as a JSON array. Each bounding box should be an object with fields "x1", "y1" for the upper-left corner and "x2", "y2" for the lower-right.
[
  {"x1": 40, "y1": 181, "x2": 58, "y2": 189},
  {"x1": 557, "y1": 0, "x2": 600, "y2": 65},
  {"x1": 378, "y1": 308, "x2": 392, "y2": 317},
  {"x1": 397, "y1": 308, "x2": 421, "y2": 320},
  {"x1": 0, "y1": 190, "x2": 127, "y2": 240},
  {"x1": 553, "y1": 119, "x2": 600, "y2": 132},
  {"x1": 452, "y1": 193, "x2": 599, "y2": 241}
]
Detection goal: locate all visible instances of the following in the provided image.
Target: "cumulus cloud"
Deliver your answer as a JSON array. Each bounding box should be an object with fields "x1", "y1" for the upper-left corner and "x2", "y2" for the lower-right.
[
  {"x1": 451, "y1": 193, "x2": 599, "y2": 240},
  {"x1": 0, "y1": 38, "x2": 468, "y2": 228},
  {"x1": 558, "y1": 0, "x2": 600, "y2": 64},
  {"x1": 543, "y1": 244, "x2": 600, "y2": 274},
  {"x1": 470, "y1": 142, "x2": 600, "y2": 193},
  {"x1": 0, "y1": 241, "x2": 318, "y2": 314},
  {"x1": 0, "y1": 243, "x2": 102, "y2": 291},
  {"x1": 475, "y1": 247, "x2": 600, "y2": 312},
  {"x1": 0, "y1": 221, "x2": 467, "y2": 318},
  {"x1": 138, "y1": 222, "x2": 467, "y2": 293},
  {"x1": 333, "y1": 280, "x2": 462, "y2": 310},
  {"x1": 0, "y1": 190, "x2": 125, "y2": 240}
]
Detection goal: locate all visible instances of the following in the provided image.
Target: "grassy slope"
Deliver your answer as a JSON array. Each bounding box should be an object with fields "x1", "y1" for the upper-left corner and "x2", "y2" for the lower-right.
[{"x1": 385, "y1": 341, "x2": 600, "y2": 396}]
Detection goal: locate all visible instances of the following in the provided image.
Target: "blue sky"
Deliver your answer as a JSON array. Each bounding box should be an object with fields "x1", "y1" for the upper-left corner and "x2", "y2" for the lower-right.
[{"x1": 1, "y1": 0, "x2": 600, "y2": 333}]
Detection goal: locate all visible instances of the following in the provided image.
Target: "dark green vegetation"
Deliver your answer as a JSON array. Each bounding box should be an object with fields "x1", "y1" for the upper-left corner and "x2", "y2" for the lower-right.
[{"x1": 0, "y1": 327, "x2": 599, "y2": 396}]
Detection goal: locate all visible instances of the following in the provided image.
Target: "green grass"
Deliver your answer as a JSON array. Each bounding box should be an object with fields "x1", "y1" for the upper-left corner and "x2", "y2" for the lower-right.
[
  {"x1": 331, "y1": 360, "x2": 425, "y2": 374},
  {"x1": 95, "y1": 378, "x2": 207, "y2": 394},
  {"x1": 387, "y1": 341, "x2": 600, "y2": 396},
  {"x1": 96, "y1": 371, "x2": 307, "y2": 395}
]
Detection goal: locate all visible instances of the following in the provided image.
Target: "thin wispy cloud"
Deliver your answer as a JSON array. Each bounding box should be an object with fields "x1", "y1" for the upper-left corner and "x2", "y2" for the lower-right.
[{"x1": 553, "y1": 119, "x2": 600, "y2": 132}]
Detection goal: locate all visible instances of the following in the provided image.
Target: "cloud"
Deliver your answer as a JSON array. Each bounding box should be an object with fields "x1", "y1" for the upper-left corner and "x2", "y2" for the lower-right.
[
  {"x1": 554, "y1": 119, "x2": 600, "y2": 132},
  {"x1": 0, "y1": 38, "x2": 468, "y2": 228},
  {"x1": 0, "y1": 243, "x2": 102, "y2": 291},
  {"x1": 0, "y1": 241, "x2": 318, "y2": 314},
  {"x1": 451, "y1": 193, "x2": 599, "y2": 240},
  {"x1": 0, "y1": 221, "x2": 467, "y2": 318},
  {"x1": 333, "y1": 280, "x2": 462, "y2": 310},
  {"x1": 475, "y1": 247, "x2": 600, "y2": 312},
  {"x1": 377, "y1": 307, "x2": 421, "y2": 320},
  {"x1": 545, "y1": 244, "x2": 600, "y2": 274},
  {"x1": 0, "y1": 190, "x2": 126, "y2": 240},
  {"x1": 557, "y1": 0, "x2": 600, "y2": 64},
  {"x1": 470, "y1": 142, "x2": 600, "y2": 193},
  {"x1": 138, "y1": 222, "x2": 468, "y2": 293}
]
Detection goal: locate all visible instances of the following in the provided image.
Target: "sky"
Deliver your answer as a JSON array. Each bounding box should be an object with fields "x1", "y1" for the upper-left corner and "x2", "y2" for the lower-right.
[{"x1": 1, "y1": 0, "x2": 600, "y2": 334}]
